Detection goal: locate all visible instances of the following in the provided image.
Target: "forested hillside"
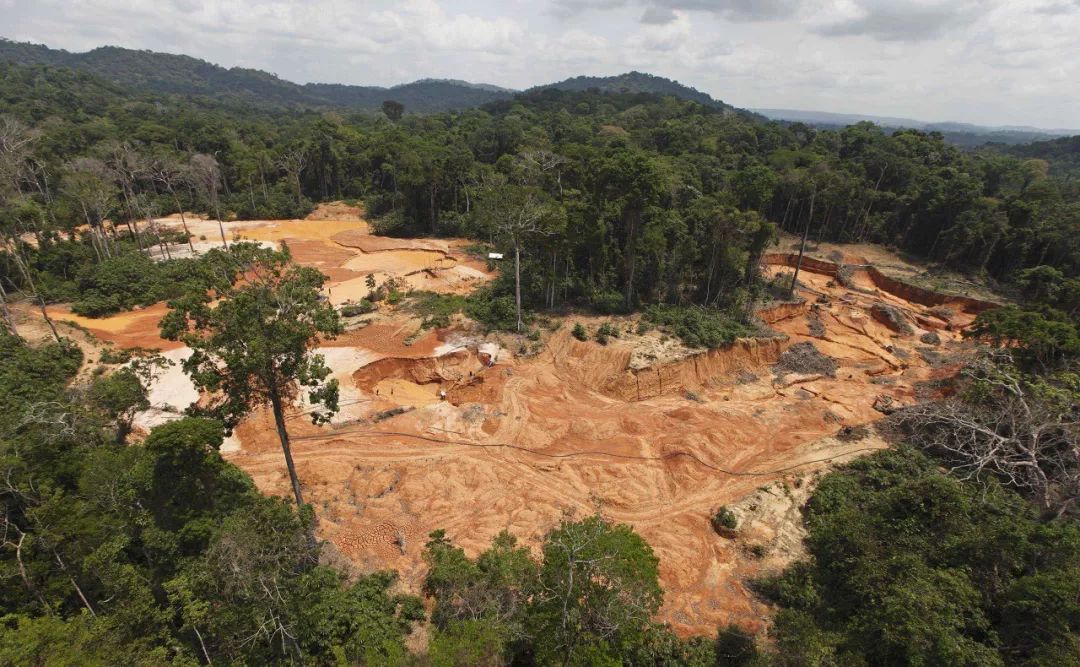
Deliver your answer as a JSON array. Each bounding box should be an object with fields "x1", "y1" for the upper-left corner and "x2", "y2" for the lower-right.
[
  {"x1": 2, "y1": 56, "x2": 1079, "y2": 664},
  {"x1": 1001, "y1": 134, "x2": 1080, "y2": 178},
  {"x1": 0, "y1": 39, "x2": 515, "y2": 112},
  {"x1": 530, "y1": 71, "x2": 739, "y2": 113}
]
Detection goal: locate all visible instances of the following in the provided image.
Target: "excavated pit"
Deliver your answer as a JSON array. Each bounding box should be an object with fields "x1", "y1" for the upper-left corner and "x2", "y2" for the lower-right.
[{"x1": 50, "y1": 209, "x2": 996, "y2": 637}]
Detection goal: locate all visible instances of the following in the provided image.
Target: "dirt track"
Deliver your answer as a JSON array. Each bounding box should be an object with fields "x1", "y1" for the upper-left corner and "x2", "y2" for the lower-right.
[{"x1": 38, "y1": 205, "x2": 989, "y2": 635}]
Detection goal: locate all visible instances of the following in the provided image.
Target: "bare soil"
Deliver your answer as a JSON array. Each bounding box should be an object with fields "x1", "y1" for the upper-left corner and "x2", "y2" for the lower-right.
[{"x1": 23, "y1": 211, "x2": 992, "y2": 636}]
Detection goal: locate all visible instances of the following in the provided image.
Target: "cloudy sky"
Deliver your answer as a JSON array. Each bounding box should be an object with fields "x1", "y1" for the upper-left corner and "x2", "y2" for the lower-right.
[{"x1": 3, "y1": 0, "x2": 1079, "y2": 128}]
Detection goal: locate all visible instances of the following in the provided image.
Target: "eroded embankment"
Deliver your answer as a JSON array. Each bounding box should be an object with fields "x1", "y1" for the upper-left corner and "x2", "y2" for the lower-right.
[
  {"x1": 541, "y1": 329, "x2": 786, "y2": 402},
  {"x1": 762, "y1": 253, "x2": 999, "y2": 315}
]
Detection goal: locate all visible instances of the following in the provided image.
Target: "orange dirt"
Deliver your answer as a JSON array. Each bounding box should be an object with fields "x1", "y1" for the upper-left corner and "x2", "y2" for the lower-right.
[
  {"x1": 40, "y1": 211, "x2": 991, "y2": 636},
  {"x1": 222, "y1": 251, "x2": 980, "y2": 636}
]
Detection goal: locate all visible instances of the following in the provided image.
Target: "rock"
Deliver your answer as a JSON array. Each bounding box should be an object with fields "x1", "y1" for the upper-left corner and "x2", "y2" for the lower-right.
[{"x1": 871, "y1": 303, "x2": 914, "y2": 335}]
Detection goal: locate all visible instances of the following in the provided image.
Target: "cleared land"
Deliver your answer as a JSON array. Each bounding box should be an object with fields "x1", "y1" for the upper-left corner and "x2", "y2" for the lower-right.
[{"x1": 19, "y1": 204, "x2": 992, "y2": 635}]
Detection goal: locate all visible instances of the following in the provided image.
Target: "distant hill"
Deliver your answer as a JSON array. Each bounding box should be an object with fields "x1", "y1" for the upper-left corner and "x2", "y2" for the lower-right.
[
  {"x1": 1001, "y1": 134, "x2": 1080, "y2": 177},
  {"x1": 0, "y1": 40, "x2": 756, "y2": 118},
  {"x1": 0, "y1": 39, "x2": 515, "y2": 112},
  {"x1": 754, "y1": 107, "x2": 1079, "y2": 147},
  {"x1": 533, "y1": 72, "x2": 737, "y2": 112}
]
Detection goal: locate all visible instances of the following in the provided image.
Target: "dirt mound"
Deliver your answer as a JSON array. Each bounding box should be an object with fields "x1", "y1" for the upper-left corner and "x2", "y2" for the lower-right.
[
  {"x1": 774, "y1": 342, "x2": 839, "y2": 378},
  {"x1": 306, "y1": 201, "x2": 364, "y2": 221}
]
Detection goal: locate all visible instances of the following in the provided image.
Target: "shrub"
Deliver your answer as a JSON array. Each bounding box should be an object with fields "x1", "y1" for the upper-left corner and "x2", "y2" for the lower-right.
[
  {"x1": 406, "y1": 292, "x2": 467, "y2": 329},
  {"x1": 597, "y1": 322, "x2": 619, "y2": 339},
  {"x1": 591, "y1": 290, "x2": 627, "y2": 315},
  {"x1": 99, "y1": 347, "x2": 134, "y2": 364},
  {"x1": 645, "y1": 305, "x2": 758, "y2": 349},
  {"x1": 572, "y1": 322, "x2": 588, "y2": 341},
  {"x1": 339, "y1": 300, "x2": 376, "y2": 318},
  {"x1": 711, "y1": 506, "x2": 738, "y2": 534},
  {"x1": 463, "y1": 287, "x2": 518, "y2": 331}
]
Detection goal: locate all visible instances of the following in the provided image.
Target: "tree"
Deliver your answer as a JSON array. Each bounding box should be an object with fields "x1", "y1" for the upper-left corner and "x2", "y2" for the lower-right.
[
  {"x1": 188, "y1": 153, "x2": 228, "y2": 247},
  {"x1": 382, "y1": 100, "x2": 404, "y2": 122},
  {"x1": 87, "y1": 356, "x2": 166, "y2": 445},
  {"x1": 160, "y1": 244, "x2": 343, "y2": 509},
  {"x1": 893, "y1": 353, "x2": 1080, "y2": 516},
  {"x1": 529, "y1": 512, "x2": 662, "y2": 665},
  {"x1": 476, "y1": 184, "x2": 562, "y2": 331},
  {"x1": 149, "y1": 156, "x2": 196, "y2": 254},
  {"x1": 275, "y1": 147, "x2": 308, "y2": 207}
]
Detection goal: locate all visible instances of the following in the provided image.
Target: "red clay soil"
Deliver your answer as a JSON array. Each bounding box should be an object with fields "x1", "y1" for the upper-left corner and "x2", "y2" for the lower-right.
[
  {"x1": 45, "y1": 212, "x2": 990, "y2": 636},
  {"x1": 225, "y1": 251, "x2": 981, "y2": 636}
]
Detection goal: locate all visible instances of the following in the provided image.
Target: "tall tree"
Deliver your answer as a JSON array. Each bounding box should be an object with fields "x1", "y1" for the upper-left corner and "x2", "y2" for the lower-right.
[
  {"x1": 477, "y1": 184, "x2": 563, "y2": 331},
  {"x1": 188, "y1": 154, "x2": 228, "y2": 247},
  {"x1": 160, "y1": 244, "x2": 343, "y2": 508}
]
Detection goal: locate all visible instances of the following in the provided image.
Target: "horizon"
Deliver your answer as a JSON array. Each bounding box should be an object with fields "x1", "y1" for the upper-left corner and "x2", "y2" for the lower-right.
[
  {"x1": 2, "y1": 1, "x2": 1078, "y2": 129},
  {"x1": 4, "y1": 36, "x2": 1078, "y2": 136}
]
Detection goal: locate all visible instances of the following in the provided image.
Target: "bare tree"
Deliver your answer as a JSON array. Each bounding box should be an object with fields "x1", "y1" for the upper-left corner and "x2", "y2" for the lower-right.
[
  {"x1": 478, "y1": 184, "x2": 560, "y2": 332},
  {"x1": 101, "y1": 141, "x2": 150, "y2": 253},
  {"x1": 0, "y1": 279, "x2": 15, "y2": 335},
  {"x1": 893, "y1": 353, "x2": 1080, "y2": 517},
  {"x1": 275, "y1": 148, "x2": 307, "y2": 207},
  {"x1": 62, "y1": 158, "x2": 116, "y2": 261},
  {"x1": 150, "y1": 157, "x2": 196, "y2": 254},
  {"x1": 516, "y1": 149, "x2": 568, "y2": 195},
  {"x1": 0, "y1": 116, "x2": 38, "y2": 194},
  {"x1": 189, "y1": 154, "x2": 228, "y2": 247},
  {"x1": 0, "y1": 117, "x2": 59, "y2": 340}
]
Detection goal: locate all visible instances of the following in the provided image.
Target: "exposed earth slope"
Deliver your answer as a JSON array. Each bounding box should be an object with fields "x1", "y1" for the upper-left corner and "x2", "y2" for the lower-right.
[{"x1": 17, "y1": 204, "x2": 993, "y2": 635}]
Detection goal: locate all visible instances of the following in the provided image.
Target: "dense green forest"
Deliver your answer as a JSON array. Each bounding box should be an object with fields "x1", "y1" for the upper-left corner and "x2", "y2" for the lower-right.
[
  {"x1": 2, "y1": 59, "x2": 1078, "y2": 323},
  {"x1": 2, "y1": 58, "x2": 1079, "y2": 664}
]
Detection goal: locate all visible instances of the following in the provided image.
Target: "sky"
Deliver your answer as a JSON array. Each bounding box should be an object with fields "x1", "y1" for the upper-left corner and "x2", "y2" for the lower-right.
[{"x1": 2, "y1": 0, "x2": 1079, "y2": 129}]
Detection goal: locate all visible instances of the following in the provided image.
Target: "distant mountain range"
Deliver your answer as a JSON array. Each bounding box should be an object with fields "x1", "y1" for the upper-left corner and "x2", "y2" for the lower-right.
[
  {"x1": 1, "y1": 38, "x2": 1073, "y2": 146},
  {"x1": 753, "y1": 108, "x2": 1079, "y2": 146},
  {"x1": 0, "y1": 39, "x2": 739, "y2": 115}
]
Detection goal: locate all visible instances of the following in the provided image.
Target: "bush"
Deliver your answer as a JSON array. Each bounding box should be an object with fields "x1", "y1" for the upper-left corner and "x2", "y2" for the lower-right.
[
  {"x1": 464, "y1": 287, "x2": 518, "y2": 331},
  {"x1": 645, "y1": 305, "x2": 758, "y2": 349},
  {"x1": 591, "y1": 290, "x2": 628, "y2": 315},
  {"x1": 339, "y1": 300, "x2": 376, "y2": 318},
  {"x1": 407, "y1": 292, "x2": 467, "y2": 329},
  {"x1": 597, "y1": 322, "x2": 619, "y2": 339},
  {"x1": 711, "y1": 506, "x2": 738, "y2": 534},
  {"x1": 572, "y1": 322, "x2": 588, "y2": 341},
  {"x1": 99, "y1": 347, "x2": 134, "y2": 364}
]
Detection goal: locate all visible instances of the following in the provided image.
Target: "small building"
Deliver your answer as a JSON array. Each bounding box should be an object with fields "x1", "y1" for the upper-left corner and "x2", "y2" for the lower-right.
[{"x1": 488, "y1": 252, "x2": 504, "y2": 260}]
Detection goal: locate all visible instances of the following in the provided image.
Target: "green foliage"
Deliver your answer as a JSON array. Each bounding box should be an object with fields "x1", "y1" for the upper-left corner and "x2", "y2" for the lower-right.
[
  {"x1": 421, "y1": 515, "x2": 669, "y2": 665},
  {"x1": 596, "y1": 322, "x2": 619, "y2": 345},
  {"x1": 711, "y1": 506, "x2": 739, "y2": 534},
  {"x1": 645, "y1": 304, "x2": 759, "y2": 348},
  {"x1": 407, "y1": 291, "x2": 468, "y2": 329},
  {"x1": 572, "y1": 322, "x2": 588, "y2": 341},
  {"x1": 0, "y1": 331, "x2": 422, "y2": 664},
  {"x1": 762, "y1": 448, "x2": 1080, "y2": 666},
  {"x1": 968, "y1": 305, "x2": 1080, "y2": 369},
  {"x1": 428, "y1": 619, "x2": 508, "y2": 667},
  {"x1": 161, "y1": 243, "x2": 343, "y2": 432},
  {"x1": 463, "y1": 287, "x2": 519, "y2": 331},
  {"x1": 339, "y1": 299, "x2": 376, "y2": 317}
]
